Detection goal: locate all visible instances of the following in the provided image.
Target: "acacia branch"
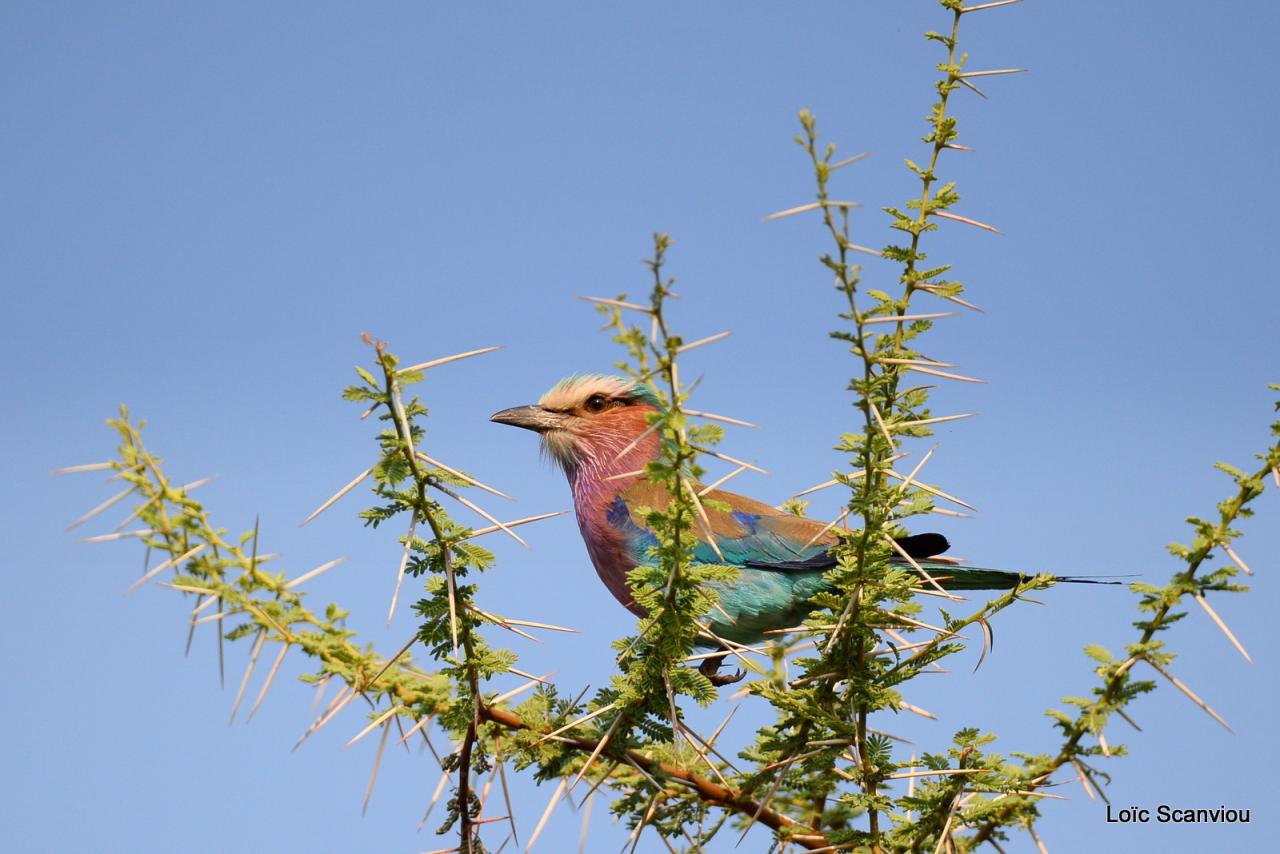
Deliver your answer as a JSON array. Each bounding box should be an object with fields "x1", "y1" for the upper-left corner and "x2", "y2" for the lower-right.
[
  {"x1": 477, "y1": 704, "x2": 830, "y2": 850},
  {"x1": 375, "y1": 340, "x2": 487, "y2": 852},
  {"x1": 966, "y1": 453, "x2": 1277, "y2": 849}
]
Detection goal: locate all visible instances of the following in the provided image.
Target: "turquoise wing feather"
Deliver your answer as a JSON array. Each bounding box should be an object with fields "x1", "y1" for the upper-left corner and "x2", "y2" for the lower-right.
[{"x1": 607, "y1": 479, "x2": 1058, "y2": 644}]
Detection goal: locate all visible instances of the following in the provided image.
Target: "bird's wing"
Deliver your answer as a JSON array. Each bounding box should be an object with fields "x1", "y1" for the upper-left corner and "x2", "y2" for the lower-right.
[{"x1": 615, "y1": 479, "x2": 950, "y2": 569}]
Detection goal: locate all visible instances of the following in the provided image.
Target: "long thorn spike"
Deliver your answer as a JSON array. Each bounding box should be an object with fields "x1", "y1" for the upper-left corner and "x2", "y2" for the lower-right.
[
  {"x1": 830, "y1": 151, "x2": 872, "y2": 170},
  {"x1": 398, "y1": 345, "x2": 502, "y2": 373},
  {"x1": 930, "y1": 209, "x2": 1003, "y2": 234},
  {"x1": 52, "y1": 462, "x2": 114, "y2": 475},
  {"x1": 525, "y1": 777, "x2": 568, "y2": 852},
  {"x1": 124, "y1": 543, "x2": 209, "y2": 595},
  {"x1": 793, "y1": 478, "x2": 839, "y2": 498},
  {"x1": 66, "y1": 487, "x2": 134, "y2": 531},
  {"x1": 862, "y1": 312, "x2": 956, "y2": 325},
  {"x1": 302, "y1": 466, "x2": 373, "y2": 526},
  {"x1": 346, "y1": 705, "x2": 404, "y2": 750},
  {"x1": 464, "y1": 511, "x2": 567, "y2": 540},
  {"x1": 368, "y1": 633, "x2": 418, "y2": 690},
  {"x1": 419, "y1": 769, "x2": 453, "y2": 831},
  {"x1": 416, "y1": 451, "x2": 513, "y2": 500},
  {"x1": 246, "y1": 642, "x2": 290, "y2": 723},
  {"x1": 532, "y1": 703, "x2": 618, "y2": 746},
  {"x1": 699, "y1": 464, "x2": 749, "y2": 496},
  {"x1": 904, "y1": 364, "x2": 986, "y2": 384},
  {"x1": 1193, "y1": 594, "x2": 1252, "y2": 664},
  {"x1": 684, "y1": 409, "x2": 759, "y2": 429},
  {"x1": 962, "y1": 0, "x2": 1024, "y2": 11},
  {"x1": 284, "y1": 556, "x2": 347, "y2": 590},
  {"x1": 362, "y1": 721, "x2": 392, "y2": 817},
  {"x1": 387, "y1": 517, "x2": 418, "y2": 625},
  {"x1": 229, "y1": 630, "x2": 267, "y2": 725},
  {"x1": 489, "y1": 673, "x2": 554, "y2": 708},
  {"x1": 675, "y1": 330, "x2": 732, "y2": 354},
  {"x1": 762, "y1": 200, "x2": 862, "y2": 221},
  {"x1": 577, "y1": 295, "x2": 652, "y2": 314},
  {"x1": 1143, "y1": 657, "x2": 1234, "y2": 732},
  {"x1": 958, "y1": 68, "x2": 1027, "y2": 79},
  {"x1": 439, "y1": 486, "x2": 529, "y2": 547},
  {"x1": 1221, "y1": 543, "x2": 1253, "y2": 576},
  {"x1": 568, "y1": 713, "x2": 622, "y2": 794},
  {"x1": 79, "y1": 528, "x2": 158, "y2": 543}
]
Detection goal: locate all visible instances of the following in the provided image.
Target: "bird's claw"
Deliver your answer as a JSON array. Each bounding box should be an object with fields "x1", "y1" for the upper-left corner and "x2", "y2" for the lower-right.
[
  {"x1": 707, "y1": 668, "x2": 745, "y2": 687},
  {"x1": 697, "y1": 649, "x2": 744, "y2": 687}
]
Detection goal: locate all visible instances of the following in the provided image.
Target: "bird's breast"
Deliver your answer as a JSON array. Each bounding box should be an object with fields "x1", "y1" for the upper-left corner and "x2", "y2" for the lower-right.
[
  {"x1": 566, "y1": 431, "x2": 659, "y2": 619},
  {"x1": 575, "y1": 500, "x2": 647, "y2": 617}
]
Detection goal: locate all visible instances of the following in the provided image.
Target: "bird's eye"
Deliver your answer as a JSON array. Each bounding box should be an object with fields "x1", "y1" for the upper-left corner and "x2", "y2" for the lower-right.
[{"x1": 584, "y1": 394, "x2": 608, "y2": 413}]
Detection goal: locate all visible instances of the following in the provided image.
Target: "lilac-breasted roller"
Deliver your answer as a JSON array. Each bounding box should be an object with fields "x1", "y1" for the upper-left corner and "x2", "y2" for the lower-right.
[{"x1": 492, "y1": 375, "x2": 1086, "y2": 683}]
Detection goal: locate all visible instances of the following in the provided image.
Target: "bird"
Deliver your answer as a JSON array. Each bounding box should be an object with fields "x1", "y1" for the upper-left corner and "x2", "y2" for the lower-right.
[{"x1": 491, "y1": 374, "x2": 1095, "y2": 684}]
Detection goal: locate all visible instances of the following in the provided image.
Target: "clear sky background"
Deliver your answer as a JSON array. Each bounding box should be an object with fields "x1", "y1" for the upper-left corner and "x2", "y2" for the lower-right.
[{"x1": 4, "y1": 2, "x2": 1277, "y2": 852}]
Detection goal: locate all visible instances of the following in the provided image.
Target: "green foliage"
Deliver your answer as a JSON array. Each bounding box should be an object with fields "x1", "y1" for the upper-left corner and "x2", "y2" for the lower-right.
[
  {"x1": 97, "y1": 406, "x2": 456, "y2": 738},
  {"x1": 746, "y1": 4, "x2": 1058, "y2": 847},
  {"x1": 598, "y1": 235, "x2": 734, "y2": 711}
]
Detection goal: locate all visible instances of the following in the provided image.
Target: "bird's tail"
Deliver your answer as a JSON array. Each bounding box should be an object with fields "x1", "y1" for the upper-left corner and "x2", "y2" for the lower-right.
[{"x1": 918, "y1": 562, "x2": 1127, "y2": 591}]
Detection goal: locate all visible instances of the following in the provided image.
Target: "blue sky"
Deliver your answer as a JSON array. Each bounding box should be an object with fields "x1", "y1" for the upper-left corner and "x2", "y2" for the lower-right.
[{"x1": 4, "y1": 2, "x2": 1277, "y2": 852}]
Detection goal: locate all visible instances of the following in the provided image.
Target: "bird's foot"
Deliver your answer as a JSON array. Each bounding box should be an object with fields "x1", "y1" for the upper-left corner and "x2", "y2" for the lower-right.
[
  {"x1": 706, "y1": 668, "x2": 745, "y2": 687},
  {"x1": 698, "y1": 650, "x2": 745, "y2": 686}
]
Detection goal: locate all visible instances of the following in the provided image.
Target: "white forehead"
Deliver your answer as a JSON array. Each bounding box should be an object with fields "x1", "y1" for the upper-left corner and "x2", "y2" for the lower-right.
[{"x1": 538, "y1": 375, "x2": 633, "y2": 410}]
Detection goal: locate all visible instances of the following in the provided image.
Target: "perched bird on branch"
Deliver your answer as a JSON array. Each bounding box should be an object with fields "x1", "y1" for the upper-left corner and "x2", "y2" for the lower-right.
[{"x1": 492, "y1": 375, "x2": 1094, "y2": 684}]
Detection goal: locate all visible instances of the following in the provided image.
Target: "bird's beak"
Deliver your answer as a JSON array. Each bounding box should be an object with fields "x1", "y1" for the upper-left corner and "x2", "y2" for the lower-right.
[{"x1": 490, "y1": 405, "x2": 566, "y2": 433}]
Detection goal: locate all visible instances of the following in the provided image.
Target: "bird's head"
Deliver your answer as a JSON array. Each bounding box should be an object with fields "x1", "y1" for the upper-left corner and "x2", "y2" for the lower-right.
[{"x1": 491, "y1": 375, "x2": 661, "y2": 474}]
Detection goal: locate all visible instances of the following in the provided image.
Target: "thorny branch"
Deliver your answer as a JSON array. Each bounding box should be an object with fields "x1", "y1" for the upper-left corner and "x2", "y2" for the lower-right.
[
  {"x1": 965, "y1": 446, "x2": 1279, "y2": 850},
  {"x1": 372, "y1": 336, "x2": 487, "y2": 852}
]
